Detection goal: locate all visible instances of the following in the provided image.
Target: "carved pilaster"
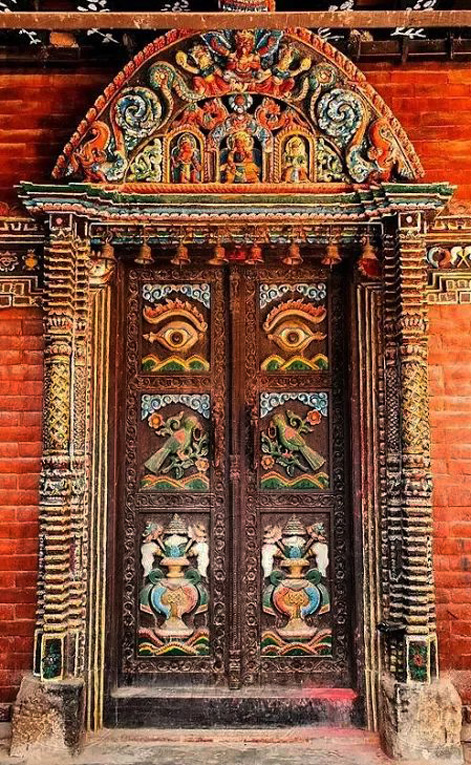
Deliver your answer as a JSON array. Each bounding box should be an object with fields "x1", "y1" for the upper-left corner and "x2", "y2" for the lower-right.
[
  {"x1": 381, "y1": 228, "x2": 405, "y2": 679},
  {"x1": 69, "y1": 237, "x2": 93, "y2": 676},
  {"x1": 34, "y1": 224, "x2": 93, "y2": 682},
  {"x1": 382, "y1": 212, "x2": 437, "y2": 683},
  {"x1": 397, "y1": 213, "x2": 436, "y2": 679},
  {"x1": 85, "y1": 257, "x2": 115, "y2": 730}
]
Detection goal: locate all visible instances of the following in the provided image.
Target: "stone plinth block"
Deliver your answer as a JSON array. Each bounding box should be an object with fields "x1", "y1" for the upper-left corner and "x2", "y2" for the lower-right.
[
  {"x1": 380, "y1": 673, "x2": 463, "y2": 762},
  {"x1": 10, "y1": 674, "x2": 84, "y2": 758}
]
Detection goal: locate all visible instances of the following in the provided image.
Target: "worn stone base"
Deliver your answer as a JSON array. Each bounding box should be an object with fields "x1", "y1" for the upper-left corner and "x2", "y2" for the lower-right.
[
  {"x1": 9, "y1": 674, "x2": 84, "y2": 759},
  {"x1": 380, "y1": 673, "x2": 463, "y2": 763}
]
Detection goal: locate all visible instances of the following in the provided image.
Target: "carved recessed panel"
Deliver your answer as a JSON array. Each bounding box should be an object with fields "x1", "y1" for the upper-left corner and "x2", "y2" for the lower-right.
[
  {"x1": 138, "y1": 513, "x2": 211, "y2": 657},
  {"x1": 259, "y1": 392, "x2": 329, "y2": 491},
  {"x1": 141, "y1": 283, "x2": 211, "y2": 374},
  {"x1": 140, "y1": 394, "x2": 211, "y2": 492},
  {"x1": 259, "y1": 282, "x2": 328, "y2": 373},
  {"x1": 261, "y1": 513, "x2": 331, "y2": 658}
]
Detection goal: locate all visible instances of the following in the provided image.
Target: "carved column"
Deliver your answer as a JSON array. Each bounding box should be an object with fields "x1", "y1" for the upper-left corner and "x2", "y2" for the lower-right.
[
  {"x1": 380, "y1": 212, "x2": 462, "y2": 762},
  {"x1": 11, "y1": 218, "x2": 93, "y2": 756},
  {"x1": 37, "y1": 223, "x2": 78, "y2": 680}
]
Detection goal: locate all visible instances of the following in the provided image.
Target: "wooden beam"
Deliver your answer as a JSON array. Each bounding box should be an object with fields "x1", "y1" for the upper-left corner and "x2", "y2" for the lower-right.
[{"x1": 0, "y1": 10, "x2": 469, "y2": 30}]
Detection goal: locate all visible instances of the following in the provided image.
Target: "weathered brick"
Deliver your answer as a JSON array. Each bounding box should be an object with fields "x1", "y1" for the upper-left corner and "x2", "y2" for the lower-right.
[
  {"x1": 430, "y1": 304, "x2": 471, "y2": 675},
  {"x1": 0, "y1": 308, "x2": 41, "y2": 705}
]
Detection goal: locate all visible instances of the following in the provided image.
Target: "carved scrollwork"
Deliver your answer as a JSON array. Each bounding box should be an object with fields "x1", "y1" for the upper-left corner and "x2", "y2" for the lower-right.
[{"x1": 53, "y1": 29, "x2": 423, "y2": 186}]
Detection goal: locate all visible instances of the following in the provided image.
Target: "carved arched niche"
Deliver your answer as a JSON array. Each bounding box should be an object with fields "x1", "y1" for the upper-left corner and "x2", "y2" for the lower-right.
[{"x1": 53, "y1": 28, "x2": 423, "y2": 190}]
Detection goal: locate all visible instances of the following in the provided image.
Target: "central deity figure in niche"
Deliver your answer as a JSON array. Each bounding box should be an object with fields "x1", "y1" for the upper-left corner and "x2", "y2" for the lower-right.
[{"x1": 221, "y1": 131, "x2": 260, "y2": 183}]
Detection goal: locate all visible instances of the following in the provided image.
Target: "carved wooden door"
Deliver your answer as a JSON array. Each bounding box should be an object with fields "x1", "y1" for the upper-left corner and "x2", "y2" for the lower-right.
[{"x1": 113, "y1": 261, "x2": 353, "y2": 698}]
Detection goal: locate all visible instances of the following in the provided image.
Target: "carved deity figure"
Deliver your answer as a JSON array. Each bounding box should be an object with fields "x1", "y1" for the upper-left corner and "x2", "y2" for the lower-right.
[
  {"x1": 281, "y1": 136, "x2": 310, "y2": 183},
  {"x1": 225, "y1": 31, "x2": 265, "y2": 82},
  {"x1": 176, "y1": 43, "x2": 231, "y2": 97},
  {"x1": 221, "y1": 131, "x2": 260, "y2": 184},
  {"x1": 258, "y1": 41, "x2": 312, "y2": 97},
  {"x1": 171, "y1": 134, "x2": 202, "y2": 184}
]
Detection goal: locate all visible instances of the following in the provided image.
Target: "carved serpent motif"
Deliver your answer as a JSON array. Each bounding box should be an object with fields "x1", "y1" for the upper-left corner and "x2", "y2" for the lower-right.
[{"x1": 149, "y1": 62, "x2": 202, "y2": 117}]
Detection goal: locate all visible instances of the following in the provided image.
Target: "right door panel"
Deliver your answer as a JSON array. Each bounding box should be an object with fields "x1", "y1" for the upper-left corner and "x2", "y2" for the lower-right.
[{"x1": 238, "y1": 266, "x2": 353, "y2": 688}]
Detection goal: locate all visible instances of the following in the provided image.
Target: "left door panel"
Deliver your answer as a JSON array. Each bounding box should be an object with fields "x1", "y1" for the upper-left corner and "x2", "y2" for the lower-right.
[{"x1": 116, "y1": 266, "x2": 228, "y2": 686}]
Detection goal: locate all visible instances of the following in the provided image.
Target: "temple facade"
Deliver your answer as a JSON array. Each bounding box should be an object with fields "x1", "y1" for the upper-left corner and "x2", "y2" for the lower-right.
[{"x1": 1, "y1": 10, "x2": 471, "y2": 762}]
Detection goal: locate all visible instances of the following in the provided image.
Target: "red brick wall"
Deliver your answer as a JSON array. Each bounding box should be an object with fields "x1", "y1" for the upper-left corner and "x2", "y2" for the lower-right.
[
  {"x1": 0, "y1": 70, "x2": 111, "y2": 207},
  {"x1": 429, "y1": 304, "x2": 471, "y2": 703},
  {"x1": 362, "y1": 63, "x2": 471, "y2": 201},
  {"x1": 0, "y1": 307, "x2": 42, "y2": 720}
]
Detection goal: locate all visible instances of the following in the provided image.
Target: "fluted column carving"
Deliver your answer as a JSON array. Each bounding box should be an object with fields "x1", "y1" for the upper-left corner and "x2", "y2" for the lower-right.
[{"x1": 35, "y1": 222, "x2": 93, "y2": 681}]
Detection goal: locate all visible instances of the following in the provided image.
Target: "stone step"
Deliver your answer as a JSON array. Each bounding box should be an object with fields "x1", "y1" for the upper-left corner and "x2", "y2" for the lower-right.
[{"x1": 105, "y1": 686, "x2": 361, "y2": 728}]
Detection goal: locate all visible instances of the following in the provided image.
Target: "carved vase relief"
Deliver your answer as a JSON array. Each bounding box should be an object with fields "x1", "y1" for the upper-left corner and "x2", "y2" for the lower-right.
[
  {"x1": 260, "y1": 392, "x2": 329, "y2": 490},
  {"x1": 259, "y1": 283, "x2": 328, "y2": 372},
  {"x1": 139, "y1": 513, "x2": 210, "y2": 656},
  {"x1": 261, "y1": 515, "x2": 331, "y2": 656},
  {"x1": 142, "y1": 283, "x2": 211, "y2": 373},
  {"x1": 141, "y1": 394, "x2": 211, "y2": 491}
]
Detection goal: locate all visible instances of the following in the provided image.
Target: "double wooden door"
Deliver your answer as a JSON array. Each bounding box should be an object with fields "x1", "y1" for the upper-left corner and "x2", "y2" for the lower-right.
[{"x1": 113, "y1": 261, "x2": 354, "y2": 691}]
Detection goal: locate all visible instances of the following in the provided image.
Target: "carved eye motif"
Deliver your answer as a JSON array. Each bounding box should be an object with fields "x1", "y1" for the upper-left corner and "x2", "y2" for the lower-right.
[
  {"x1": 269, "y1": 321, "x2": 321, "y2": 353},
  {"x1": 263, "y1": 301, "x2": 327, "y2": 355},
  {"x1": 143, "y1": 299, "x2": 208, "y2": 357},
  {"x1": 153, "y1": 320, "x2": 199, "y2": 352}
]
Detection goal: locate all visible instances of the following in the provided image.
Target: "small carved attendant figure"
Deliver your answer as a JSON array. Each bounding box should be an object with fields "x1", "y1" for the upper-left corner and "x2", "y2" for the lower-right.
[
  {"x1": 258, "y1": 42, "x2": 311, "y2": 97},
  {"x1": 176, "y1": 43, "x2": 230, "y2": 97},
  {"x1": 281, "y1": 136, "x2": 310, "y2": 183},
  {"x1": 221, "y1": 131, "x2": 260, "y2": 184},
  {"x1": 171, "y1": 134, "x2": 202, "y2": 184}
]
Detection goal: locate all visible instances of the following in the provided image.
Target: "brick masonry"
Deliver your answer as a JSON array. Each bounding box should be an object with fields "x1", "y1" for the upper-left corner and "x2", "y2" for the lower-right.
[
  {"x1": 429, "y1": 304, "x2": 471, "y2": 705},
  {"x1": 0, "y1": 307, "x2": 42, "y2": 721}
]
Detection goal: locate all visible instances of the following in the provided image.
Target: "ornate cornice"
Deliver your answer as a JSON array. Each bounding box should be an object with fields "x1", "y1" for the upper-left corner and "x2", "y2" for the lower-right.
[
  {"x1": 18, "y1": 182, "x2": 452, "y2": 234},
  {"x1": 0, "y1": 216, "x2": 43, "y2": 308},
  {"x1": 0, "y1": 182, "x2": 455, "y2": 308}
]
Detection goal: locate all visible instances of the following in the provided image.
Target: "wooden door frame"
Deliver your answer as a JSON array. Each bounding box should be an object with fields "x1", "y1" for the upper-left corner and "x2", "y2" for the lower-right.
[
  {"x1": 105, "y1": 258, "x2": 361, "y2": 699},
  {"x1": 13, "y1": 181, "x2": 453, "y2": 746}
]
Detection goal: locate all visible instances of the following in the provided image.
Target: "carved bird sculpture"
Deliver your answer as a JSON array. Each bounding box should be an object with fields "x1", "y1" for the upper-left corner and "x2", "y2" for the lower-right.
[
  {"x1": 144, "y1": 414, "x2": 199, "y2": 475},
  {"x1": 272, "y1": 412, "x2": 325, "y2": 472}
]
